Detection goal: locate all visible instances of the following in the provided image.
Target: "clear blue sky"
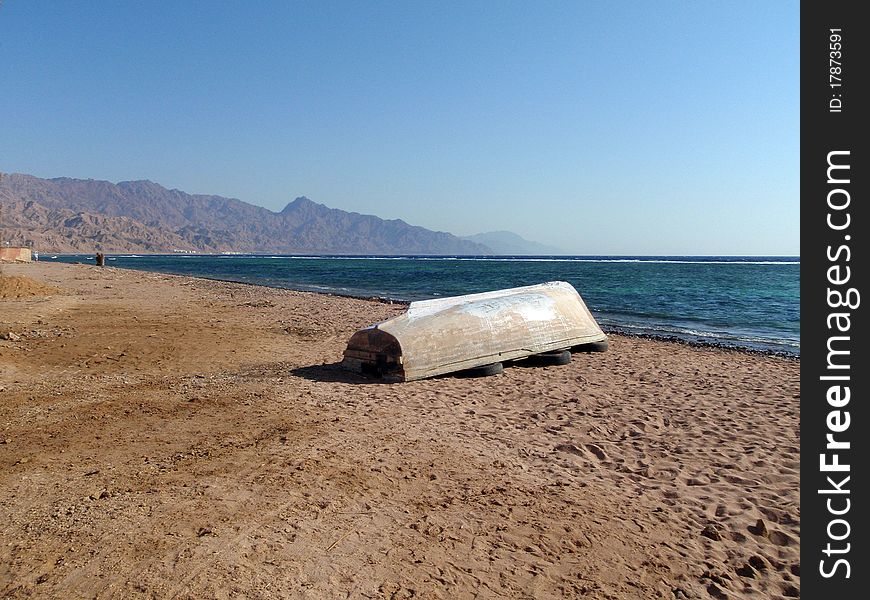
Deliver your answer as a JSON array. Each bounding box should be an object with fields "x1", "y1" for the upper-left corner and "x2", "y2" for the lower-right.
[{"x1": 1, "y1": 1, "x2": 798, "y2": 255}]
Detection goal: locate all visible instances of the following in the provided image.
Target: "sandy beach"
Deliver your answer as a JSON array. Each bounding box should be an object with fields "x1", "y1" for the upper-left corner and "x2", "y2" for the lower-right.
[{"x1": 1, "y1": 262, "x2": 800, "y2": 599}]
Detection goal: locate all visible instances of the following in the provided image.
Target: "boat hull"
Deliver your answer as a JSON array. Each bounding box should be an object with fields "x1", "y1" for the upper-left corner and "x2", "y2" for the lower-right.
[{"x1": 342, "y1": 281, "x2": 607, "y2": 382}]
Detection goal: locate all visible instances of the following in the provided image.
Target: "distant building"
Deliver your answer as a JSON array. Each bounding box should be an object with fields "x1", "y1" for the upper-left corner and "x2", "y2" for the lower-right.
[{"x1": 0, "y1": 247, "x2": 33, "y2": 262}]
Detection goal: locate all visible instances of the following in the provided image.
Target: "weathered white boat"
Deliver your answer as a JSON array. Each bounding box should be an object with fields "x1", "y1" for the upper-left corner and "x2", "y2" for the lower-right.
[{"x1": 342, "y1": 281, "x2": 608, "y2": 382}]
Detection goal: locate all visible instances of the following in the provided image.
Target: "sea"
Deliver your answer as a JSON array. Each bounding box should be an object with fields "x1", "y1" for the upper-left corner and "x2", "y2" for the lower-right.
[{"x1": 41, "y1": 254, "x2": 800, "y2": 356}]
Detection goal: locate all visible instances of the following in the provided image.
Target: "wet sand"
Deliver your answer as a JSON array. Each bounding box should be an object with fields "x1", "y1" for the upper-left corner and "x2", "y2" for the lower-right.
[{"x1": 0, "y1": 262, "x2": 800, "y2": 599}]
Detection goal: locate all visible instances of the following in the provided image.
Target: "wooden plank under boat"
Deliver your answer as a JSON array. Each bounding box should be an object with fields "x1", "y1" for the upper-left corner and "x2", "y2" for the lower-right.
[{"x1": 342, "y1": 281, "x2": 608, "y2": 382}]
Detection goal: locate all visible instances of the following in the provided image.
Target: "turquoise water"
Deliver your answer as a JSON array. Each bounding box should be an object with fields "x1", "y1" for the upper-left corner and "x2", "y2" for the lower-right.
[{"x1": 43, "y1": 254, "x2": 800, "y2": 355}]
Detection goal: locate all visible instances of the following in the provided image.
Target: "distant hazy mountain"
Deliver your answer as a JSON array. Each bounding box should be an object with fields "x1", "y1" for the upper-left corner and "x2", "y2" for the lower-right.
[
  {"x1": 463, "y1": 231, "x2": 564, "y2": 255},
  {"x1": 0, "y1": 173, "x2": 491, "y2": 255}
]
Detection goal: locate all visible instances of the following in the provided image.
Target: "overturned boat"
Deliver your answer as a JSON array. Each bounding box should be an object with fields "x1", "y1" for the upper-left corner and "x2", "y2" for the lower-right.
[{"x1": 342, "y1": 281, "x2": 608, "y2": 382}]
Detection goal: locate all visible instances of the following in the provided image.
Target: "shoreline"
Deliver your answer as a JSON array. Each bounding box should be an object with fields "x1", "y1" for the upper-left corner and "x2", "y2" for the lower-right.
[
  {"x1": 35, "y1": 251, "x2": 802, "y2": 259},
  {"x1": 35, "y1": 258, "x2": 801, "y2": 358},
  {"x1": 600, "y1": 328, "x2": 800, "y2": 360},
  {"x1": 1, "y1": 262, "x2": 800, "y2": 599}
]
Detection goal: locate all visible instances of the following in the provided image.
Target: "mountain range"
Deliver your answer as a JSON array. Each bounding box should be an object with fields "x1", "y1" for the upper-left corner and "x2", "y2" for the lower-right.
[
  {"x1": 0, "y1": 173, "x2": 561, "y2": 255},
  {"x1": 462, "y1": 231, "x2": 564, "y2": 256}
]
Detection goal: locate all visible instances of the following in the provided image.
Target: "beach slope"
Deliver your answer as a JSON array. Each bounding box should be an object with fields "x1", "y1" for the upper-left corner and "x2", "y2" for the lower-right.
[{"x1": 0, "y1": 263, "x2": 800, "y2": 599}]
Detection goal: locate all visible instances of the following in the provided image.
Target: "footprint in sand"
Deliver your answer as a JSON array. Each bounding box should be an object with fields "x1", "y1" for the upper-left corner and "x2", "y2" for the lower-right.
[
  {"x1": 748, "y1": 519, "x2": 768, "y2": 537},
  {"x1": 748, "y1": 555, "x2": 768, "y2": 572},
  {"x1": 734, "y1": 563, "x2": 757, "y2": 579},
  {"x1": 686, "y1": 475, "x2": 710, "y2": 486},
  {"x1": 653, "y1": 468, "x2": 681, "y2": 481},
  {"x1": 768, "y1": 530, "x2": 796, "y2": 547},
  {"x1": 553, "y1": 443, "x2": 585, "y2": 456},
  {"x1": 553, "y1": 443, "x2": 606, "y2": 461},
  {"x1": 700, "y1": 524, "x2": 722, "y2": 541},
  {"x1": 729, "y1": 530, "x2": 747, "y2": 543},
  {"x1": 585, "y1": 444, "x2": 606, "y2": 460}
]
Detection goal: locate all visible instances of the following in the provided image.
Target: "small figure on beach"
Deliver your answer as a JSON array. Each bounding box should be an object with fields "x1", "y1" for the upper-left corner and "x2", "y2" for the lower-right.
[{"x1": 95, "y1": 252, "x2": 105, "y2": 267}]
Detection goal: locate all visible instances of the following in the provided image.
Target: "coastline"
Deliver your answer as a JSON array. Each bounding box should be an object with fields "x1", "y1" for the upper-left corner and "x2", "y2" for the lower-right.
[
  {"x1": 117, "y1": 274, "x2": 803, "y2": 359},
  {"x1": 1, "y1": 262, "x2": 800, "y2": 598},
  {"x1": 37, "y1": 254, "x2": 802, "y2": 357},
  {"x1": 600, "y1": 328, "x2": 800, "y2": 360}
]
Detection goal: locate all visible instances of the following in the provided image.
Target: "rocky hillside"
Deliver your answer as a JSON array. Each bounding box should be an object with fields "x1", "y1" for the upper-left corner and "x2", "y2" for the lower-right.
[
  {"x1": 0, "y1": 197, "x2": 198, "y2": 253},
  {"x1": 0, "y1": 173, "x2": 492, "y2": 255}
]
